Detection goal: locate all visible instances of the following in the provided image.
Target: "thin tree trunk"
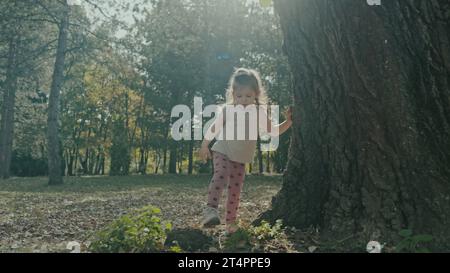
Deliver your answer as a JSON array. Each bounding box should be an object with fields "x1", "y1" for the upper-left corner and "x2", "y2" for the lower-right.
[
  {"x1": 265, "y1": 151, "x2": 270, "y2": 173},
  {"x1": 94, "y1": 150, "x2": 100, "y2": 175},
  {"x1": 188, "y1": 138, "x2": 194, "y2": 175},
  {"x1": 0, "y1": 36, "x2": 19, "y2": 179},
  {"x1": 83, "y1": 128, "x2": 91, "y2": 174},
  {"x1": 139, "y1": 147, "x2": 146, "y2": 174},
  {"x1": 100, "y1": 121, "x2": 108, "y2": 175},
  {"x1": 88, "y1": 148, "x2": 95, "y2": 175},
  {"x1": 67, "y1": 149, "x2": 74, "y2": 176},
  {"x1": 93, "y1": 123, "x2": 104, "y2": 175},
  {"x1": 47, "y1": 1, "x2": 69, "y2": 185},
  {"x1": 100, "y1": 156, "x2": 105, "y2": 175},
  {"x1": 154, "y1": 150, "x2": 160, "y2": 174},
  {"x1": 178, "y1": 142, "x2": 185, "y2": 174},
  {"x1": 143, "y1": 150, "x2": 149, "y2": 174},
  {"x1": 162, "y1": 133, "x2": 168, "y2": 174},
  {"x1": 169, "y1": 140, "x2": 178, "y2": 174},
  {"x1": 74, "y1": 149, "x2": 78, "y2": 176},
  {"x1": 257, "y1": 137, "x2": 263, "y2": 174}
]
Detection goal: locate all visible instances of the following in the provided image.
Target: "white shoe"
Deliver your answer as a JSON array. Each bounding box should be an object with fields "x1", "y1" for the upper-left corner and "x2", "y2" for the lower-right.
[{"x1": 201, "y1": 206, "x2": 221, "y2": 228}]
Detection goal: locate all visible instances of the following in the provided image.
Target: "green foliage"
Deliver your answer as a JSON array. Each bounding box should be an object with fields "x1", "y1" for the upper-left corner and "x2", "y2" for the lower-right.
[
  {"x1": 1, "y1": 0, "x2": 292, "y2": 177},
  {"x1": 11, "y1": 151, "x2": 48, "y2": 177},
  {"x1": 259, "y1": 0, "x2": 273, "y2": 8},
  {"x1": 224, "y1": 219, "x2": 286, "y2": 252},
  {"x1": 395, "y1": 229, "x2": 434, "y2": 253},
  {"x1": 249, "y1": 219, "x2": 284, "y2": 242},
  {"x1": 168, "y1": 244, "x2": 183, "y2": 253},
  {"x1": 89, "y1": 206, "x2": 173, "y2": 253}
]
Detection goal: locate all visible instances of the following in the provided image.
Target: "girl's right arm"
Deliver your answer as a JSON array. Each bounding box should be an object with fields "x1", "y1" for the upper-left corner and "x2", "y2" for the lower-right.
[{"x1": 199, "y1": 107, "x2": 226, "y2": 162}]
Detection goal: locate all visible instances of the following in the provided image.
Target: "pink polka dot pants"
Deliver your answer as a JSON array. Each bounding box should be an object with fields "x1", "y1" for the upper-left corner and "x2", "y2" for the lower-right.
[{"x1": 207, "y1": 151, "x2": 246, "y2": 224}]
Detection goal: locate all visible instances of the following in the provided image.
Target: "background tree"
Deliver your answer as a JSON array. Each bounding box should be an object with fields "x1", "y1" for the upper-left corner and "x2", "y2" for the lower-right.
[
  {"x1": 1, "y1": 0, "x2": 292, "y2": 177},
  {"x1": 0, "y1": 1, "x2": 55, "y2": 179}
]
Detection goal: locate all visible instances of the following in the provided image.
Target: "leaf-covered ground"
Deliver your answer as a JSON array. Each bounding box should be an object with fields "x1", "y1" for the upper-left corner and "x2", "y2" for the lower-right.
[{"x1": 0, "y1": 174, "x2": 307, "y2": 253}]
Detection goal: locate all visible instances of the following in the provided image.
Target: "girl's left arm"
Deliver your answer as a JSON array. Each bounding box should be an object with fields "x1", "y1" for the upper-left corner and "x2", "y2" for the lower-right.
[{"x1": 258, "y1": 106, "x2": 293, "y2": 138}]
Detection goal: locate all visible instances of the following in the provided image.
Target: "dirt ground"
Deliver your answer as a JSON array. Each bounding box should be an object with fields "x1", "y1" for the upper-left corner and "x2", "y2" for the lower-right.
[{"x1": 0, "y1": 174, "x2": 305, "y2": 253}]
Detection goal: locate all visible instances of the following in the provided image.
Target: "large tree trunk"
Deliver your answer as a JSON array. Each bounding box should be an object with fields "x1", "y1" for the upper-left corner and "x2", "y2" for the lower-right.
[
  {"x1": 257, "y1": 0, "x2": 450, "y2": 250},
  {"x1": 47, "y1": 1, "x2": 69, "y2": 185},
  {"x1": 0, "y1": 36, "x2": 19, "y2": 179}
]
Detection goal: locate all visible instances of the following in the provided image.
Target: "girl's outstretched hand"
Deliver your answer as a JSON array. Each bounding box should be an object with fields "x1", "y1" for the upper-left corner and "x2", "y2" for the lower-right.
[
  {"x1": 284, "y1": 106, "x2": 293, "y2": 122},
  {"x1": 199, "y1": 145, "x2": 212, "y2": 163}
]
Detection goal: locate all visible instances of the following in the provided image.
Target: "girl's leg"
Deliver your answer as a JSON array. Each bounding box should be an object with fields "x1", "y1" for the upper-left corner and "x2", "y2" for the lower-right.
[
  {"x1": 207, "y1": 152, "x2": 230, "y2": 209},
  {"x1": 225, "y1": 161, "x2": 246, "y2": 225}
]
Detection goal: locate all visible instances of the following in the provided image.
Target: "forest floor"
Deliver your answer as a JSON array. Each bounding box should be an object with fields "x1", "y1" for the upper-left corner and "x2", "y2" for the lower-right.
[{"x1": 0, "y1": 174, "x2": 342, "y2": 253}]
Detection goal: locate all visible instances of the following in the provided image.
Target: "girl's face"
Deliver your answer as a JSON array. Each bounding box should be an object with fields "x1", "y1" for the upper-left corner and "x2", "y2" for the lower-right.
[{"x1": 233, "y1": 87, "x2": 257, "y2": 106}]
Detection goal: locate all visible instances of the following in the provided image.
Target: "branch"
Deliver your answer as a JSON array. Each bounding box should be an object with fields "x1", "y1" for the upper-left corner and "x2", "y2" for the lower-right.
[
  {"x1": 32, "y1": 0, "x2": 60, "y2": 25},
  {"x1": 80, "y1": 0, "x2": 113, "y2": 19}
]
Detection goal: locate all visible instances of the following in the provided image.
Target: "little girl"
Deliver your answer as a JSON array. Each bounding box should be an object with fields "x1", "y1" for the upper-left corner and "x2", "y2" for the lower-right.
[{"x1": 198, "y1": 68, "x2": 293, "y2": 234}]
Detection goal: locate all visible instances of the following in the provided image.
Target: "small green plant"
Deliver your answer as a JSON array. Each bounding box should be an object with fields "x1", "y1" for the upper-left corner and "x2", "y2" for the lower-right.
[
  {"x1": 168, "y1": 244, "x2": 183, "y2": 253},
  {"x1": 249, "y1": 219, "x2": 284, "y2": 242},
  {"x1": 89, "y1": 206, "x2": 173, "y2": 253},
  {"x1": 223, "y1": 220, "x2": 287, "y2": 252},
  {"x1": 395, "y1": 229, "x2": 433, "y2": 253}
]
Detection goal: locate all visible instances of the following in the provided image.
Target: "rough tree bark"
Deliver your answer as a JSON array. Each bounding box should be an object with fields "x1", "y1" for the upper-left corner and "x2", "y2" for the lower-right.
[{"x1": 257, "y1": 0, "x2": 450, "y2": 250}]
